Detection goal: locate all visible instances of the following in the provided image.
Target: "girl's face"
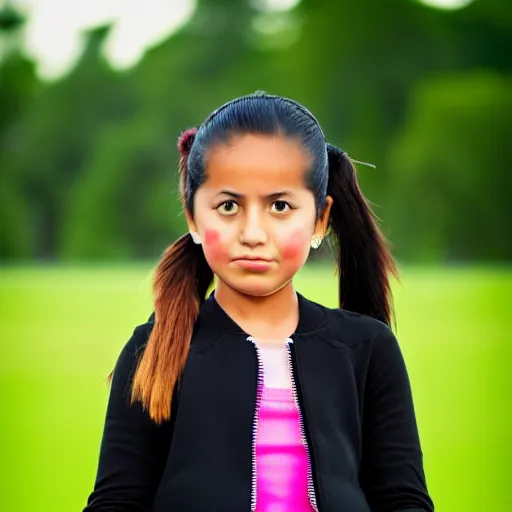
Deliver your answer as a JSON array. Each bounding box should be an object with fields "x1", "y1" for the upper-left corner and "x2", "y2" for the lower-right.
[{"x1": 187, "y1": 134, "x2": 332, "y2": 297}]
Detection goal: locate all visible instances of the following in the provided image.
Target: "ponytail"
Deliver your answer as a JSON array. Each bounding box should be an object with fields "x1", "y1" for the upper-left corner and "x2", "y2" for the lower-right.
[
  {"x1": 326, "y1": 143, "x2": 399, "y2": 327},
  {"x1": 131, "y1": 128, "x2": 213, "y2": 424}
]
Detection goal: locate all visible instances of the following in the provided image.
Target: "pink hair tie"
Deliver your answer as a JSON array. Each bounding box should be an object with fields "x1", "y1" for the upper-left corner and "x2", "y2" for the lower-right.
[{"x1": 177, "y1": 127, "x2": 198, "y2": 156}]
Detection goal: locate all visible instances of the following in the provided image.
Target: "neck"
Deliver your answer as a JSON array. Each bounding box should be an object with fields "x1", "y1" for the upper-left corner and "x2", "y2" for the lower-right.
[{"x1": 214, "y1": 280, "x2": 299, "y2": 342}]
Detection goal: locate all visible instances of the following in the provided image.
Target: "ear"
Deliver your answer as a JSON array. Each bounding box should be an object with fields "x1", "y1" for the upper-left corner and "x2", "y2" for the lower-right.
[
  {"x1": 184, "y1": 207, "x2": 198, "y2": 235},
  {"x1": 314, "y1": 195, "x2": 333, "y2": 238}
]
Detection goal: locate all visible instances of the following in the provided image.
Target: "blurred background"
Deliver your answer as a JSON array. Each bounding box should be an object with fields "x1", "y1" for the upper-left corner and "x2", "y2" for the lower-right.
[{"x1": 0, "y1": 0, "x2": 510, "y2": 510}]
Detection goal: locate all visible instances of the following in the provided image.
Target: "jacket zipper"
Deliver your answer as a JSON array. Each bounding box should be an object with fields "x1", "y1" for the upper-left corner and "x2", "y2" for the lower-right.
[
  {"x1": 247, "y1": 336, "x2": 264, "y2": 512},
  {"x1": 285, "y1": 338, "x2": 319, "y2": 512},
  {"x1": 247, "y1": 336, "x2": 318, "y2": 512}
]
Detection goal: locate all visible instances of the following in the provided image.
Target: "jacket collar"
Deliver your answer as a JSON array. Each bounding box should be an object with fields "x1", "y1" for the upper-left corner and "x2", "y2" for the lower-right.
[{"x1": 197, "y1": 290, "x2": 328, "y2": 336}]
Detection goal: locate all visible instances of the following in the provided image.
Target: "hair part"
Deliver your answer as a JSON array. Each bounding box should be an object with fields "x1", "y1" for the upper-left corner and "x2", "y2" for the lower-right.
[{"x1": 128, "y1": 92, "x2": 398, "y2": 423}]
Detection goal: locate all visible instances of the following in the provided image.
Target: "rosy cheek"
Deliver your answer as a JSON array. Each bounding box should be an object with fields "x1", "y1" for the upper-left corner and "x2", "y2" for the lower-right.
[
  {"x1": 204, "y1": 229, "x2": 220, "y2": 246},
  {"x1": 203, "y1": 229, "x2": 229, "y2": 263},
  {"x1": 280, "y1": 230, "x2": 310, "y2": 262}
]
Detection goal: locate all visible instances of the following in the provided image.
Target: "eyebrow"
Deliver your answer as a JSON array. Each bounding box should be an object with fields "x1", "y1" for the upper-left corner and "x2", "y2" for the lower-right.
[{"x1": 216, "y1": 190, "x2": 295, "y2": 200}]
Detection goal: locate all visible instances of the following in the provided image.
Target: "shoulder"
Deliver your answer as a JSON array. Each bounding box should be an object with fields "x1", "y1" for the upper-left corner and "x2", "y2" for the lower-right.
[
  {"x1": 306, "y1": 296, "x2": 396, "y2": 350},
  {"x1": 114, "y1": 316, "x2": 155, "y2": 378},
  {"x1": 309, "y1": 300, "x2": 407, "y2": 380},
  {"x1": 126, "y1": 315, "x2": 154, "y2": 351}
]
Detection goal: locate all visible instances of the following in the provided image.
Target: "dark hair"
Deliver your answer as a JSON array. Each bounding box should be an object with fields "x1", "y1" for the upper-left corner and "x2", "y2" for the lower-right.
[{"x1": 131, "y1": 92, "x2": 398, "y2": 423}]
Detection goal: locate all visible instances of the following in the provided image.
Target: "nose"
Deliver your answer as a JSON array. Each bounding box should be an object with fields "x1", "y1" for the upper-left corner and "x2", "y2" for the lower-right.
[{"x1": 240, "y1": 207, "x2": 267, "y2": 247}]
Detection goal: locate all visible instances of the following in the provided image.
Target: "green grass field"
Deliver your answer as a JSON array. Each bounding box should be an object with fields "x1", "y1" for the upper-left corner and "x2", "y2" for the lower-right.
[{"x1": 0, "y1": 264, "x2": 510, "y2": 511}]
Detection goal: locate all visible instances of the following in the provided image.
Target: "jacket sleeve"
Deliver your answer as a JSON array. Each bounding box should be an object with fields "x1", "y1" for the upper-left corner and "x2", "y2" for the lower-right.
[
  {"x1": 83, "y1": 324, "x2": 172, "y2": 511},
  {"x1": 359, "y1": 325, "x2": 434, "y2": 512}
]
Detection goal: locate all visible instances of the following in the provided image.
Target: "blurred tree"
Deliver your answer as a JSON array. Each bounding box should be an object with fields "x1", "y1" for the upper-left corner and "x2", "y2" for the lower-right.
[
  {"x1": 0, "y1": 1, "x2": 32, "y2": 133},
  {"x1": 1, "y1": 0, "x2": 511, "y2": 262},
  {"x1": 62, "y1": 0, "x2": 261, "y2": 259},
  {"x1": 0, "y1": 2, "x2": 39, "y2": 259},
  {"x1": 387, "y1": 71, "x2": 511, "y2": 262},
  {"x1": 60, "y1": 116, "x2": 184, "y2": 259},
  {"x1": 2, "y1": 25, "x2": 137, "y2": 259}
]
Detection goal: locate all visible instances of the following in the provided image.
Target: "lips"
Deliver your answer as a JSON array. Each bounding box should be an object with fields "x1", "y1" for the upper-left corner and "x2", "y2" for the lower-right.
[
  {"x1": 232, "y1": 256, "x2": 272, "y2": 263},
  {"x1": 231, "y1": 256, "x2": 274, "y2": 271}
]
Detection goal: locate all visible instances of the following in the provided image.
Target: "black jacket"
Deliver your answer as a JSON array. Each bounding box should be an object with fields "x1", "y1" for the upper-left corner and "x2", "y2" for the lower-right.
[{"x1": 84, "y1": 293, "x2": 434, "y2": 512}]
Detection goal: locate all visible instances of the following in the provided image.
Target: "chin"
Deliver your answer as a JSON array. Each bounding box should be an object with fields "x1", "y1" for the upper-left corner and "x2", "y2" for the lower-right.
[
  {"x1": 216, "y1": 273, "x2": 291, "y2": 298},
  {"x1": 231, "y1": 281, "x2": 278, "y2": 298}
]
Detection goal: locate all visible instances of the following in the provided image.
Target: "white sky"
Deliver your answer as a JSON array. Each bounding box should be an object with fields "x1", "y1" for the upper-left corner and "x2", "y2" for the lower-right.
[
  {"x1": 13, "y1": 0, "x2": 197, "y2": 79},
  {"x1": 420, "y1": 0, "x2": 474, "y2": 8},
  {"x1": 6, "y1": 0, "x2": 472, "y2": 81}
]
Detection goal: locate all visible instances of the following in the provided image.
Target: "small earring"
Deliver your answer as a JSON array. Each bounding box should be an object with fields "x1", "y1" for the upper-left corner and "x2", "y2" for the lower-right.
[
  {"x1": 190, "y1": 231, "x2": 202, "y2": 245},
  {"x1": 311, "y1": 234, "x2": 322, "y2": 249}
]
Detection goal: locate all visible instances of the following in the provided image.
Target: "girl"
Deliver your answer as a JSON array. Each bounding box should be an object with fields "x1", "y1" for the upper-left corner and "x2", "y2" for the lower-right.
[{"x1": 84, "y1": 92, "x2": 434, "y2": 511}]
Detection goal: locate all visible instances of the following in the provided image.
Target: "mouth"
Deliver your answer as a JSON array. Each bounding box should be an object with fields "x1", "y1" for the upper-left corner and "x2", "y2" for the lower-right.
[
  {"x1": 231, "y1": 256, "x2": 274, "y2": 271},
  {"x1": 232, "y1": 256, "x2": 272, "y2": 263}
]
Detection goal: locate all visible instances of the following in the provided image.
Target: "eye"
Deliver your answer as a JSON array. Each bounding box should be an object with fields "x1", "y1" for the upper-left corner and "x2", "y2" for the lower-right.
[
  {"x1": 271, "y1": 200, "x2": 291, "y2": 213},
  {"x1": 217, "y1": 200, "x2": 239, "y2": 216}
]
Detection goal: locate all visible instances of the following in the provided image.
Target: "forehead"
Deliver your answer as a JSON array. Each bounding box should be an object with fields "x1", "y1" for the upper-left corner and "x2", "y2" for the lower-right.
[{"x1": 203, "y1": 134, "x2": 311, "y2": 192}]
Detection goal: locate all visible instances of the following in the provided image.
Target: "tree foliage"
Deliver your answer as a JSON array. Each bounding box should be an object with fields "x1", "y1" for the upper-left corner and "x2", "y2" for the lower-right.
[{"x1": 0, "y1": 0, "x2": 510, "y2": 262}]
